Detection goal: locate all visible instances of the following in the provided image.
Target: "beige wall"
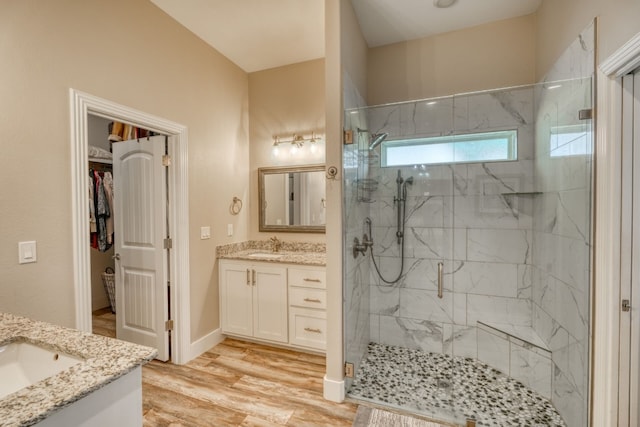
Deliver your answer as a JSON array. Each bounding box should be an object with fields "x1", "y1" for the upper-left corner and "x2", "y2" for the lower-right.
[
  {"x1": 0, "y1": 0, "x2": 250, "y2": 344},
  {"x1": 248, "y1": 59, "x2": 326, "y2": 243},
  {"x1": 536, "y1": 0, "x2": 640, "y2": 78},
  {"x1": 367, "y1": 14, "x2": 536, "y2": 105},
  {"x1": 341, "y1": 0, "x2": 369, "y2": 105}
]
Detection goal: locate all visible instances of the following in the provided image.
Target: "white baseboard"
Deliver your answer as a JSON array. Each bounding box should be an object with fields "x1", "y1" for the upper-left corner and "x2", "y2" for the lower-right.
[
  {"x1": 323, "y1": 375, "x2": 345, "y2": 402},
  {"x1": 188, "y1": 328, "x2": 224, "y2": 362}
]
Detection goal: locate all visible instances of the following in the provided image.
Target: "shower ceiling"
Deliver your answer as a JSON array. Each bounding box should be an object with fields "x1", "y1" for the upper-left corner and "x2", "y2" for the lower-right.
[{"x1": 150, "y1": 0, "x2": 542, "y2": 73}]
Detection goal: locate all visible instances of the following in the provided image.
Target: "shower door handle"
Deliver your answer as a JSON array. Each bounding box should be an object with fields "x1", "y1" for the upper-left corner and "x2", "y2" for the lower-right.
[{"x1": 437, "y1": 262, "x2": 443, "y2": 299}]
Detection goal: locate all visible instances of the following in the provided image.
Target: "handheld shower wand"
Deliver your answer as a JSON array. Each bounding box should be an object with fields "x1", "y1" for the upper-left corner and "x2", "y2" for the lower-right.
[{"x1": 394, "y1": 170, "x2": 413, "y2": 244}]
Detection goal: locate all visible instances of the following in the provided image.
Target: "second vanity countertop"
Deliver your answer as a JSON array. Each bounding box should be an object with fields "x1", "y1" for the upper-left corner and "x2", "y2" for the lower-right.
[
  {"x1": 217, "y1": 240, "x2": 326, "y2": 267},
  {"x1": 0, "y1": 312, "x2": 157, "y2": 427}
]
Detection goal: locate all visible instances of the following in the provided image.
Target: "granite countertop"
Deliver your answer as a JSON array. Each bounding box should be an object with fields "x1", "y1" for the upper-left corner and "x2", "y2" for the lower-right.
[
  {"x1": 217, "y1": 240, "x2": 326, "y2": 266},
  {"x1": 0, "y1": 312, "x2": 157, "y2": 427}
]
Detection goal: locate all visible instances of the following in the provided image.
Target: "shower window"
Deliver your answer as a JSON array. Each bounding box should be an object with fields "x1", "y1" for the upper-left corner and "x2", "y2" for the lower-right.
[
  {"x1": 549, "y1": 124, "x2": 592, "y2": 157},
  {"x1": 381, "y1": 129, "x2": 517, "y2": 167}
]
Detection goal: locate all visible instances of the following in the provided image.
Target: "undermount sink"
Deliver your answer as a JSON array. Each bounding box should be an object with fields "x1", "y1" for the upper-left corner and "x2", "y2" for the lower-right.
[
  {"x1": 0, "y1": 341, "x2": 84, "y2": 399},
  {"x1": 247, "y1": 252, "x2": 283, "y2": 259}
]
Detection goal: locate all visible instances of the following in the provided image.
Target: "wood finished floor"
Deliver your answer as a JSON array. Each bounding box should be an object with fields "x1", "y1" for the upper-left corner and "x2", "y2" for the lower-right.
[{"x1": 92, "y1": 309, "x2": 357, "y2": 426}]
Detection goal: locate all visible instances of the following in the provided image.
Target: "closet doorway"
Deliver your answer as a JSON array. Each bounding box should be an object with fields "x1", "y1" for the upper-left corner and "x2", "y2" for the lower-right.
[
  {"x1": 70, "y1": 89, "x2": 191, "y2": 364},
  {"x1": 88, "y1": 116, "x2": 171, "y2": 361}
]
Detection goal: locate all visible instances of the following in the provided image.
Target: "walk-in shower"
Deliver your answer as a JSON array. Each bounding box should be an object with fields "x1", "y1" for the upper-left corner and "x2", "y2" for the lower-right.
[{"x1": 342, "y1": 24, "x2": 595, "y2": 423}]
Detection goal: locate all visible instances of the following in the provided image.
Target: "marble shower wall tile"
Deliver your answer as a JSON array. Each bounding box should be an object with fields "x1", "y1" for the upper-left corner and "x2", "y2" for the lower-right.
[
  {"x1": 452, "y1": 261, "x2": 519, "y2": 298},
  {"x1": 398, "y1": 96, "x2": 455, "y2": 138},
  {"x1": 378, "y1": 315, "x2": 444, "y2": 353},
  {"x1": 400, "y1": 289, "x2": 453, "y2": 323},
  {"x1": 467, "y1": 295, "x2": 532, "y2": 326},
  {"x1": 443, "y1": 324, "x2": 477, "y2": 359},
  {"x1": 467, "y1": 228, "x2": 531, "y2": 264},
  {"x1": 477, "y1": 328, "x2": 510, "y2": 371},
  {"x1": 510, "y1": 342, "x2": 552, "y2": 398}
]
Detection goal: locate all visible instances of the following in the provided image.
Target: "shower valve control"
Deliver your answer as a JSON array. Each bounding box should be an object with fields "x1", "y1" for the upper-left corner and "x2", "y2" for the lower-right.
[{"x1": 353, "y1": 237, "x2": 368, "y2": 258}]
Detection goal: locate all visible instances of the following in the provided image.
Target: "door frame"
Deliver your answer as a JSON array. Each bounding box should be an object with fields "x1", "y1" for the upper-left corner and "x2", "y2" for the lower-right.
[
  {"x1": 69, "y1": 89, "x2": 191, "y2": 364},
  {"x1": 594, "y1": 31, "x2": 640, "y2": 426}
]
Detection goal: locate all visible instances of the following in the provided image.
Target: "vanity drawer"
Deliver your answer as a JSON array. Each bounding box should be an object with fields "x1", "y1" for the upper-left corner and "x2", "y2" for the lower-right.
[
  {"x1": 288, "y1": 268, "x2": 326, "y2": 289},
  {"x1": 289, "y1": 286, "x2": 326, "y2": 309},
  {"x1": 289, "y1": 307, "x2": 326, "y2": 351}
]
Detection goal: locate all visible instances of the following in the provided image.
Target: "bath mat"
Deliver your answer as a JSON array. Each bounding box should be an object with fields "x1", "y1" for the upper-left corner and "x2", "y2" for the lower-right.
[{"x1": 352, "y1": 406, "x2": 449, "y2": 427}]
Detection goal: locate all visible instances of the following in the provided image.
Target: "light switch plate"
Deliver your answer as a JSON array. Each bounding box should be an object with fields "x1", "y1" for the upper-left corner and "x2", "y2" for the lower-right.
[
  {"x1": 227, "y1": 224, "x2": 233, "y2": 237},
  {"x1": 200, "y1": 226, "x2": 211, "y2": 240},
  {"x1": 18, "y1": 241, "x2": 37, "y2": 264}
]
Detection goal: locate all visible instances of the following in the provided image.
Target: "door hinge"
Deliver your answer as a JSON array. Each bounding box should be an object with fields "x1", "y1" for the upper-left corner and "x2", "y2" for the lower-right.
[
  {"x1": 622, "y1": 299, "x2": 631, "y2": 312},
  {"x1": 164, "y1": 238, "x2": 172, "y2": 249},
  {"x1": 165, "y1": 319, "x2": 174, "y2": 331},
  {"x1": 344, "y1": 362, "x2": 354, "y2": 378},
  {"x1": 578, "y1": 109, "x2": 593, "y2": 120},
  {"x1": 162, "y1": 154, "x2": 171, "y2": 167}
]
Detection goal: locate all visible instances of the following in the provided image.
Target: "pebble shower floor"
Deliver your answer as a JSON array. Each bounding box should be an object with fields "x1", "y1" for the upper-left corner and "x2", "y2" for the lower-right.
[{"x1": 347, "y1": 343, "x2": 565, "y2": 426}]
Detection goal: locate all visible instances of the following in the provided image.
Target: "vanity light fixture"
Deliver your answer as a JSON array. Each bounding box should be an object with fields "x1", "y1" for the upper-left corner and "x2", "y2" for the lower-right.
[{"x1": 272, "y1": 132, "x2": 323, "y2": 156}]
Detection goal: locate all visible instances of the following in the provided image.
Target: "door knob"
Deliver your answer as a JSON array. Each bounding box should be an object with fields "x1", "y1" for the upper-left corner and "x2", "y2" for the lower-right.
[{"x1": 112, "y1": 253, "x2": 121, "y2": 260}]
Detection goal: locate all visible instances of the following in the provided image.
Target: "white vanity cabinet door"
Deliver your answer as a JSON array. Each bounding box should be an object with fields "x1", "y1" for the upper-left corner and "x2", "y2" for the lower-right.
[
  {"x1": 252, "y1": 265, "x2": 288, "y2": 343},
  {"x1": 219, "y1": 261, "x2": 253, "y2": 337},
  {"x1": 219, "y1": 260, "x2": 288, "y2": 344}
]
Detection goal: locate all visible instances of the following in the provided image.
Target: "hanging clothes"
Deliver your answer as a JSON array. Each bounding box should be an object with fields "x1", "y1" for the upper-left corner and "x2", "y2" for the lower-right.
[
  {"x1": 103, "y1": 171, "x2": 114, "y2": 245},
  {"x1": 89, "y1": 168, "x2": 114, "y2": 252},
  {"x1": 88, "y1": 173, "x2": 97, "y2": 234},
  {"x1": 94, "y1": 170, "x2": 110, "y2": 252}
]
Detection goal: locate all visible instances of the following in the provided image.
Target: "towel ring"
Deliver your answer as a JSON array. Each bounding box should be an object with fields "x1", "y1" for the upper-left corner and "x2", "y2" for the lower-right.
[{"x1": 230, "y1": 197, "x2": 243, "y2": 215}]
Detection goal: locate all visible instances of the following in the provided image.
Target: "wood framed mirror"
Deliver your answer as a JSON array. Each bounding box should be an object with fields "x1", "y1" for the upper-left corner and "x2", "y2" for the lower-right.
[{"x1": 258, "y1": 164, "x2": 326, "y2": 233}]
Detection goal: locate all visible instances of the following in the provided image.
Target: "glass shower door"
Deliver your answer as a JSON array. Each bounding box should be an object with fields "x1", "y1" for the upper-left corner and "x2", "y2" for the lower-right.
[{"x1": 342, "y1": 98, "x2": 460, "y2": 425}]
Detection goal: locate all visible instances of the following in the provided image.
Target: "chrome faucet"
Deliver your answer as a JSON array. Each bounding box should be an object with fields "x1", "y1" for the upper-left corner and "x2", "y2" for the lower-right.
[{"x1": 270, "y1": 236, "x2": 282, "y2": 252}]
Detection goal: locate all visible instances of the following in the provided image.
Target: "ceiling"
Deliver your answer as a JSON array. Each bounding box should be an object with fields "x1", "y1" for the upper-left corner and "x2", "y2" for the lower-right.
[{"x1": 150, "y1": 0, "x2": 542, "y2": 73}]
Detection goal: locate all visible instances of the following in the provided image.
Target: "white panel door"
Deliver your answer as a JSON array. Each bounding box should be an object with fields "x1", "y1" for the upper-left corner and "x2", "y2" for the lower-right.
[{"x1": 113, "y1": 135, "x2": 169, "y2": 361}]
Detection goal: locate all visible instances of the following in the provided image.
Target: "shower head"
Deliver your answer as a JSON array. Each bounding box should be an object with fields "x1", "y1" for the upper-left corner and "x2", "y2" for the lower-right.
[
  {"x1": 405, "y1": 176, "x2": 414, "y2": 186},
  {"x1": 368, "y1": 132, "x2": 388, "y2": 151}
]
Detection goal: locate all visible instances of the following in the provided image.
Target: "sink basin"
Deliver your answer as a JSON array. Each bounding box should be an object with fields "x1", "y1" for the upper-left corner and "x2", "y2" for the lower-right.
[
  {"x1": 247, "y1": 252, "x2": 283, "y2": 259},
  {"x1": 0, "y1": 342, "x2": 84, "y2": 399}
]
